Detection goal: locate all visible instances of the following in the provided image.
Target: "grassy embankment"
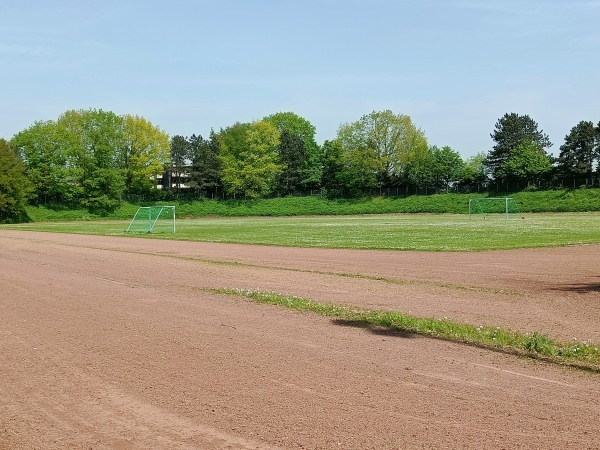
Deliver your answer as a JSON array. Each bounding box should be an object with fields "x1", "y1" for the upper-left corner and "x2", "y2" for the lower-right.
[{"x1": 21, "y1": 188, "x2": 600, "y2": 222}]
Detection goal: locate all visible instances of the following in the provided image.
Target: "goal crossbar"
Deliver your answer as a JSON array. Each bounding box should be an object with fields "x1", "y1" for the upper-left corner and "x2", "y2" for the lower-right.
[{"x1": 125, "y1": 206, "x2": 176, "y2": 233}]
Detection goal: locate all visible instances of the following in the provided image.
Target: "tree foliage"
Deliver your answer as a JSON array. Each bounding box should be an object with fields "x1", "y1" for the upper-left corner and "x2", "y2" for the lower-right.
[
  {"x1": 497, "y1": 140, "x2": 553, "y2": 182},
  {"x1": 263, "y1": 112, "x2": 322, "y2": 188},
  {"x1": 11, "y1": 119, "x2": 75, "y2": 204},
  {"x1": 405, "y1": 145, "x2": 435, "y2": 188},
  {"x1": 11, "y1": 107, "x2": 600, "y2": 205},
  {"x1": 11, "y1": 109, "x2": 169, "y2": 212},
  {"x1": 60, "y1": 109, "x2": 127, "y2": 212},
  {"x1": 187, "y1": 132, "x2": 221, "y2": 196},
  {"x1": 321, "y1": 139, "x2": 345, "y2": 192},
  {"x1": 557, "y1": 120, "x2": 597, "y2": 178},
  {"x1": 430, "y1": 146, "x2": 465, "y2": 191},
  {"x1": 169, "y1": 135, "x2": 190, "y2": 191},
  {"x1": 488, "y1": 113, "x2": 552, "y2": 180},
  {"x1": 596, "y1": 121, "x2": 600, "y2": 159},
  {"x1": 336, "y1": 110, "x2": 429, "y2": 191},
  {"x1": 122, "y1": 115, "x2": 170, "y2": 195},
  {"x1": 277, "y1": 129, "x2": 307, "y2": 194},
  {"x1": 217, "y1": 121, "x2": 282, "y2": 198},
  {"x1": 461, "y1": 152, "x2": 488, "y2": 186},
  {"x1": 0, "y1": 138, "x2": 33, "y2": 223}
]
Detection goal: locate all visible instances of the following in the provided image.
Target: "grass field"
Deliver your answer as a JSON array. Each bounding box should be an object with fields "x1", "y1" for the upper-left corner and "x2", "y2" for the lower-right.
[{"x1": 3, "y1": 212, "x2": 600, "y2": 251}]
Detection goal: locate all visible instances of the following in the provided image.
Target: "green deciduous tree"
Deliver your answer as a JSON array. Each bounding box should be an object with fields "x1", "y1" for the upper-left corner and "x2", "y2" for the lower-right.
[
  {"x1": 122, "y1": 114, "x2": 170, "y2": 195},
  {"x1": 556, "y1": 121, "x2": 597, "y2": 179},
  {"x1": 488, "y1": 113, "x2": 552, "y2": 180},
  {"x1": 496, "y1": 140, "x2": 553, "y2": 183},
  {"x1": 263, "y1": 112, "x2": 322, "y2": 189},
  {"x1": 336, "y1": 110, "x2": 428, "y2": 191},
  {"x1": 218, "y1": 121, "x2": 282, "y2": 198},
  {"x1": 405, "y1": 145, "x2": 435, "y2": 189},
  {"x1": 12, "y1": 109, "x2": 169, "y2": 212},
  {"x1": 460, "y1": 152, "x2": 488, "y2": 187},
  {"x1": 59, "y1": 109, "x2": 126, "y2": 212},
  {"x1": 11, "y1": 120, "x2": 75, "y2": 204},
  {"x1": 430, "y1": 145, "x2": 465, "y2": 192},
  {"x1": 0, "y1": 139, "x2": 33, "y2": 223}
]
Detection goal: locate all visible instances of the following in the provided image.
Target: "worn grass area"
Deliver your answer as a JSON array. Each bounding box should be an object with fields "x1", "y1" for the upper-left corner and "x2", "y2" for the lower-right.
[
  {"x1": 212, "y1": 288, "x2": 600, "y2": 372},
  {"x1": 2, "y1": 212, "x2": 600, "y2": 251}
]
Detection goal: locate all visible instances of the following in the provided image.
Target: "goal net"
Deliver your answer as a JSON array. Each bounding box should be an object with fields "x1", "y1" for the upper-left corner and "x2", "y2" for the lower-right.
[
  {"x1": 468, "y1": 198, "x2": 523, "y2": 220},
  {"x1": 125, "y1": 206, "x2": 176, "y2": 233}
]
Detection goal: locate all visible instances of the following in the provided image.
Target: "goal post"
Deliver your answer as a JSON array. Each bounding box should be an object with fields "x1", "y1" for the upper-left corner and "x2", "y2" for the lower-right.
[
  {"x1": 468, "y1": 197, "x2": 523, "y2": 220},
  {"x1": 125, "y1": 206, "x2": 176, "y2": 233}
]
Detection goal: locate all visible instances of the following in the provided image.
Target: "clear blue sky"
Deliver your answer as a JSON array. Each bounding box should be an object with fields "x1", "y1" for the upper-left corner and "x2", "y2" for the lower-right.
[{"x1": 1, "y1": 0, "x2": 598, "y2": 157}]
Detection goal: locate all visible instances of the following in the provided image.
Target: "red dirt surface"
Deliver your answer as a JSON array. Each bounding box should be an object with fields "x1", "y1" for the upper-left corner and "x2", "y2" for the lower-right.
[{"x1": 1, "y1": 230, "x2": 599, "y2": 449}]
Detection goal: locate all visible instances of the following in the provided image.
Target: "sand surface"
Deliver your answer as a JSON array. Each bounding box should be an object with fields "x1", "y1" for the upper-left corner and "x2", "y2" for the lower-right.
[{"x1": 1, "y1": 230, "x2": 598, "y2": 449}]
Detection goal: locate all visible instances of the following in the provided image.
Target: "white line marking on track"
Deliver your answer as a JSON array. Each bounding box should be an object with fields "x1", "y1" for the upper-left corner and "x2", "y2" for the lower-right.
[{"x1": 474, "y1": 364, "x2": 575, "y2": 387}]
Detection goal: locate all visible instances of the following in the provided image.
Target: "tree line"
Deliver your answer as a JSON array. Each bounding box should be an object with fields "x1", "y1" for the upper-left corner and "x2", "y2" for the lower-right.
[
  {"x1": 1, "y1": 108, "x2": 599, "y2": 222},
  {"x1": 151, "y1": 110, "x2": 600, "y2": 199}
]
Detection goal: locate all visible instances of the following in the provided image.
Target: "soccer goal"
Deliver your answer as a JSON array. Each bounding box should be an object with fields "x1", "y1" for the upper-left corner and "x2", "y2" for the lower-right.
[
  {"x1": 468, "y1": 198, "x2": 523, "y2": 220},
  {"x1": 125, "y1": 206, "x2": 176, "y2": 233}
]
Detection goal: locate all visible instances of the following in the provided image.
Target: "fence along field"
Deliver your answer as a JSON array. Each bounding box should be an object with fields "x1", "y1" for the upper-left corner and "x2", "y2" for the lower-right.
[{"x1": 3, "y1": 212, "x2": 600, "y2": 251}]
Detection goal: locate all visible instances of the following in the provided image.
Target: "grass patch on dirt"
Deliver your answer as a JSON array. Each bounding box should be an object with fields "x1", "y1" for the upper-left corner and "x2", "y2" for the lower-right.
[
  {"x1": 3, "y1": 212, "x2": 600, "y2": 251},
  {"x1": 211, "y1": 288, "x2": 600, "y2": 372}
]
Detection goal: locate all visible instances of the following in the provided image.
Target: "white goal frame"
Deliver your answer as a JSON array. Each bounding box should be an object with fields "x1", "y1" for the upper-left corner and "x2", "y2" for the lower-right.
[
  {"x1": 468, "y1": 197, "x2": 523, "y2": 220},
  {"x1": 125, "y1": 206, "x2": 176, "y2": 233}
]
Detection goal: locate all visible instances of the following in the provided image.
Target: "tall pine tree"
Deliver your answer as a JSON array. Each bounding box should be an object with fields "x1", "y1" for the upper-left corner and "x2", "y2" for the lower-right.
[
  {"x1": 188, "y1": 132, "x2": 221, "y2": 197},
  {"x1": 488, "y1": 113, "x2": 552, "y2": 180},
  {"x1": 276, "y1": 129, "x2": 306, "y2": 195},
  {"x1": 557, "y1": 121, "x2": 596, "y2": 179}
]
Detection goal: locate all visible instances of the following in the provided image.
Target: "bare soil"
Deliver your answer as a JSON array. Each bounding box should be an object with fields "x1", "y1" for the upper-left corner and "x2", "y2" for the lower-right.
[{"x1": 0, "y1": 230, "x2": 599, "y2": 449}]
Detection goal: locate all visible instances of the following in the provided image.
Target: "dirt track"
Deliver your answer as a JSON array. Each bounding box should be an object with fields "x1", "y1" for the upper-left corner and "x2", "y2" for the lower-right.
[{"x1": 0, "y1": 230, "x2": 599, "y2": 449}]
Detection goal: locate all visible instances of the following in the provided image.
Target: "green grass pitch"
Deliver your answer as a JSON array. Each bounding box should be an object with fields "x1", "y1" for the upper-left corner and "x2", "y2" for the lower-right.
[{"x1": 3, "y1": 212, "x2": 600, "y2": 251}]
